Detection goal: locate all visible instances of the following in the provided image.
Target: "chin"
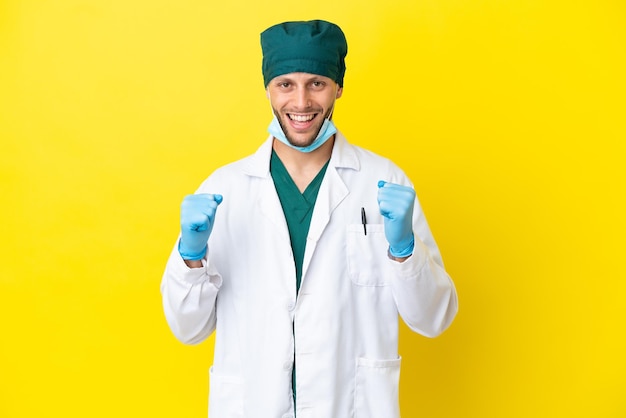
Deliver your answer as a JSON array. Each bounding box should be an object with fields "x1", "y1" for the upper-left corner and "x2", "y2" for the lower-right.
[{"x1": 286, "y1": 135, "x2": 316, "y2": 148}]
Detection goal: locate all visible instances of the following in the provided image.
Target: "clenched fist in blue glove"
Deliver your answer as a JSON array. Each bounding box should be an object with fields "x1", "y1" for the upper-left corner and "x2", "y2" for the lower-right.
[
  {"x1": 178, "y1": 193, "x2": 223, "y2": 261},
  {"x1": 377, "y1": 181, "x2": 415, "y2": 258}
]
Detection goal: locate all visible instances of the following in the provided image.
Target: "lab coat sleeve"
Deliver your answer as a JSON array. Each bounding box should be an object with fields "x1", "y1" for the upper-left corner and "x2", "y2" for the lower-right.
[
  {"x1": 387, "y1": 198, "x2": 458, "y2": 338},
  {"x1": 160, "y1": 240, "x2": 223, "y2": 345},
  {"x1": 388, "y1": 239, "x2": 458, "y2": 338}
]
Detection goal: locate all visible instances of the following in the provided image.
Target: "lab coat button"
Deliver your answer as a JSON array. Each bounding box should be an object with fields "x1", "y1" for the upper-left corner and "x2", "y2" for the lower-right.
[
  {"x1": 287, "y1": 301, "x2": 295, "y2": 311},
  {"x1": 283, "y1": 361, "x2": 292, "y2": 370}
]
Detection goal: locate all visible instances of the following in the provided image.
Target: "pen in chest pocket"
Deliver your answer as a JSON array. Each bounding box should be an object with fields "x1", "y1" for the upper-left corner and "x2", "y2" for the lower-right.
[{"x1": 361, "y1": 207, "x2": 367, "y2": 236}]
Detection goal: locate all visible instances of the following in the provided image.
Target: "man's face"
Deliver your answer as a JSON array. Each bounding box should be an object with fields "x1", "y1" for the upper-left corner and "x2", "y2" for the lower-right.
[{"x1": 267, "y1": 73, "x2": 343, "y2": 148}]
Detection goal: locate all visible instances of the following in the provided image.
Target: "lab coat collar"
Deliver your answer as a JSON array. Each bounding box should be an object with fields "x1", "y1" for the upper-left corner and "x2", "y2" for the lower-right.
[{"x1": 242, "y1": 130, "x2": 361, "y2": 178}]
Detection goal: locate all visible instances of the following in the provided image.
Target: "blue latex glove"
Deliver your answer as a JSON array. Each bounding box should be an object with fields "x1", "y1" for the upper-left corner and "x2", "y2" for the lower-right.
[
  {"x1": 178, "y1": 193, "x2": 223, "y2": 261},
  {"x1": 377, "y1": 181, "x2": 415, "y2": 258}
]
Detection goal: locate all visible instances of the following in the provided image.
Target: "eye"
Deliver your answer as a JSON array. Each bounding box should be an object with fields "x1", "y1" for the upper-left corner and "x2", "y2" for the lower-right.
[
  {"x1": 312, "y1": 81, "x2": 325, "y2": 88},
  {"x1": 278, "y1": 81, "x2": 291, "y2": 88}
]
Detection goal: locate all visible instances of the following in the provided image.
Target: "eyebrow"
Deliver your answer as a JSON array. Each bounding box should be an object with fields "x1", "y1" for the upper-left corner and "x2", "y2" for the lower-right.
[{"x1": 274, "y1": 75, "x2": 327, "y2": 84}]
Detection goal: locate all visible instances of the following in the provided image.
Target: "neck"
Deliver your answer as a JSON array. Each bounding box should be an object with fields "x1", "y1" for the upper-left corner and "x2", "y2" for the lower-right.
[{"x1": 272, "y1": 135, "x2": 335, "y2": 192}]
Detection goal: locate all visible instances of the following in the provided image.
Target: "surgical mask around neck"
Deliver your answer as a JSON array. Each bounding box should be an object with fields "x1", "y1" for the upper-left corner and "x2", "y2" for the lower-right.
[{"x1": 268, "y1": 115, "x2": 337, "y2": 153}]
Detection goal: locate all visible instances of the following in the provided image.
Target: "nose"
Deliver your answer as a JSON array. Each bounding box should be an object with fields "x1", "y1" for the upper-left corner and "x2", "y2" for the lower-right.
[{"x1": 294, "y1": 87, "x2": 311, "y2": 110}]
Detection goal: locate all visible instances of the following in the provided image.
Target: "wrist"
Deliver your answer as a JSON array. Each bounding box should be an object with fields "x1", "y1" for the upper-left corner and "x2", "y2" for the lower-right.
[
  {"x1": 178, "y1": 240, "x2": 207, "y2": 261},
  {"x1": 388, "y1": 235, "x2": 414, "y2": 258},
  {"x1": 387, "y1": 248, "x2": 411, "y2": 263},
  {"x1": 184, "y1": 259, "x2": 204, "y2": 268}
]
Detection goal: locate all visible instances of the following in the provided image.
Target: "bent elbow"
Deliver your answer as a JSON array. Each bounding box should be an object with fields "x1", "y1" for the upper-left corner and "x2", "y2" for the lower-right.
[
  {"x1": 406, "y1": 287, "x2": 459, "y2": 338},
  {"x1": 164, "y1": 312, "x2": 216, "y2": 346}
]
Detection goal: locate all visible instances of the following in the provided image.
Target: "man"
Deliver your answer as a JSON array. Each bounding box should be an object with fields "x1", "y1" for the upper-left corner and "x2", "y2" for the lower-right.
[{"x1": 161, "y1": 19, "x2": 458, "y2": 418}]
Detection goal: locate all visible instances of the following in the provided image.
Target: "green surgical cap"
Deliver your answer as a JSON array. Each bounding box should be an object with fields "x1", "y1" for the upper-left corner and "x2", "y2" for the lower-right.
[{"x1": 261, "y1": 20, "x2": 348, "y2": 87}]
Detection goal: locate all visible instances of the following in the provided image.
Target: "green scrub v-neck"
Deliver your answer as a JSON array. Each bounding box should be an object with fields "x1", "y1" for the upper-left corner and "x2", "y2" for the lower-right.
[{"x1": 270, "y1": 150, "x2": 329, "y2": 294}]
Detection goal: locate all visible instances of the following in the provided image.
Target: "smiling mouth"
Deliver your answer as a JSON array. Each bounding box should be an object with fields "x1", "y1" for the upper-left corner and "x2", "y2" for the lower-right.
[{"x1": 288, "y1": 113, "x2": 317, "y2": 122}]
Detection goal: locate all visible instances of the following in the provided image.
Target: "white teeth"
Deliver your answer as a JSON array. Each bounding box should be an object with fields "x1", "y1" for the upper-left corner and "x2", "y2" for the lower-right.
[{"x1": 289, "y1": 114, "x2": 314, "y2": 122}]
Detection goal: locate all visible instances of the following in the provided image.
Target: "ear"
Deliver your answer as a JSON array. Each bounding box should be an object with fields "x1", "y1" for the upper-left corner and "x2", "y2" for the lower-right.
[
  {"x1": 266, "y1": 88, "x2": 270, "y2": 99},
  {"x1": 336, "y1": 87, "x2": 343, "y2": 99}
]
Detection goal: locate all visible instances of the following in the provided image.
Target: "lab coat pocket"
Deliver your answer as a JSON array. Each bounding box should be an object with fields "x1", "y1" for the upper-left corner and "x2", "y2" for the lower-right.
[
  {"x1": 347, "y1": 224, "x2": 389, "y2": 286},
  {"x1": 208, "y1": 366, "x2": 244, "y2": 417},
  {"x1": 354, "y1": 356, "x2": 401, "y2": 418}
]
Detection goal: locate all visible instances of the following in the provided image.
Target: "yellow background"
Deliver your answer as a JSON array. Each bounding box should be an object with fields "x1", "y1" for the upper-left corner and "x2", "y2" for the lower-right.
[{"x1": 1, "y1": 0, "x2": 624, "y2": 417}]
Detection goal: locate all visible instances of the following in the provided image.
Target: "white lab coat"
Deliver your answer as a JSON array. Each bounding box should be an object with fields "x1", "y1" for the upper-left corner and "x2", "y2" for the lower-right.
[{"x1": 161, "y1": 132, "x2": 458, "y2": 418}]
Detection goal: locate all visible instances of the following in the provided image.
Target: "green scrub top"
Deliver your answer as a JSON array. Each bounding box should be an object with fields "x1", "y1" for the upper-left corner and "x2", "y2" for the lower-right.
[{"x1": 270, "y1": 149, "x2": 329, "y2": 294}]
